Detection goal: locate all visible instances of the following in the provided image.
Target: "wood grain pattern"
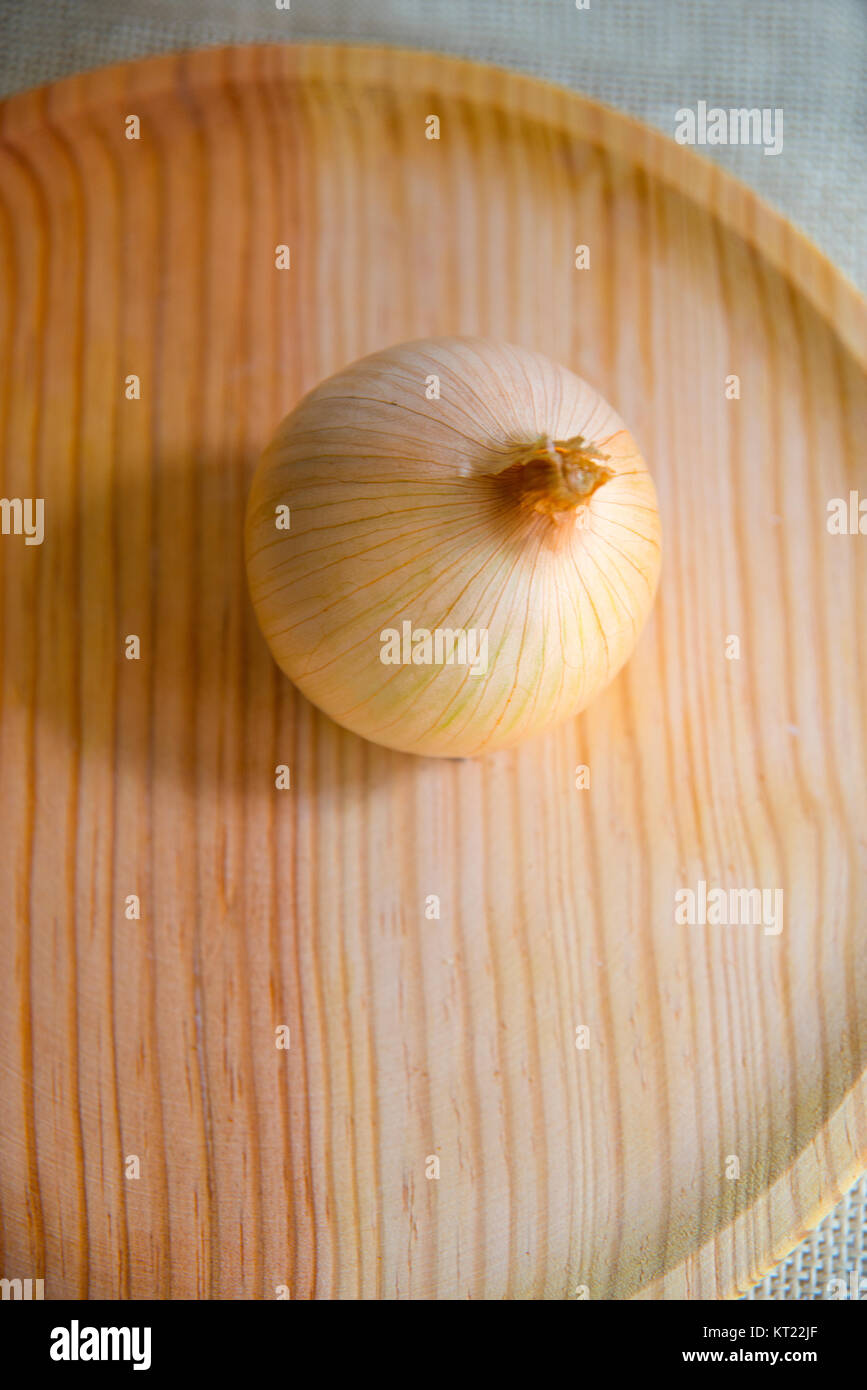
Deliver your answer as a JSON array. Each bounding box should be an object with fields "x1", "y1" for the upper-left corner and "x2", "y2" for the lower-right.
[{"x1": 0, "y1": 43, "x2": 865, "y2": 1301}]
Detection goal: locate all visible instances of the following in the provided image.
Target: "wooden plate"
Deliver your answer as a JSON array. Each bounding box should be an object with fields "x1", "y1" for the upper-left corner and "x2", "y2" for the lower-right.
[{"x1": 1, "y1": 44, "x2": 865, "y2": 1301}]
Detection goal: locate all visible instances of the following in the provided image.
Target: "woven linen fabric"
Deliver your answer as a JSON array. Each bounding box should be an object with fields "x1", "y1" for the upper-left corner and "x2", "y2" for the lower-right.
[
  {"x1": 744, "y1": 1175, "x2": 867, "y2": 1302},
  {"x1": 0, "y1": 0, "x2": 865, "y2": 1300}
]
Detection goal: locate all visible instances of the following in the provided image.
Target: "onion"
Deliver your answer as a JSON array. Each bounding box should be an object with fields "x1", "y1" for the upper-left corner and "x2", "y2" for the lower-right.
[{"x1": 245, "y1": 337, "x2": 661, "y2": 757}]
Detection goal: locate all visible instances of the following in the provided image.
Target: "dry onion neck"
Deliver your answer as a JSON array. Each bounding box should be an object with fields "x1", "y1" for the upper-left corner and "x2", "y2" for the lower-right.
[{"x1": 500, "y1": 435, "x2": 614, "y2": 519}]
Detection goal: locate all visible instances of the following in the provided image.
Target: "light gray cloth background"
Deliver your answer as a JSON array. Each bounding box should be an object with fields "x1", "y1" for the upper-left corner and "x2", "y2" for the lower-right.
[{"x1": 0, "y1": 0, "x2": 865, "y2": 1300}]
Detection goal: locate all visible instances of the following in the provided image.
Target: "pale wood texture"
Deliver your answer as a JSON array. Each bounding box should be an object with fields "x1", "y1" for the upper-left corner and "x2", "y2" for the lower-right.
[{"x1": 0, "y1": 44, "x2": 865, "y2": 1301}]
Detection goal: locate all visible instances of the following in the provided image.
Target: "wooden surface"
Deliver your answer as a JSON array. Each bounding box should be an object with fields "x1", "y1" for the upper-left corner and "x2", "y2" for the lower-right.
[{"x1": 0, "y1": 44, "x2": 865, "y2": 1301}]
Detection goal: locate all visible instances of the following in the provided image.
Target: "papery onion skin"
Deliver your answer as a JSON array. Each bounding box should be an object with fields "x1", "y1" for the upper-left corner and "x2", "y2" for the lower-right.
[{"x1": 245, "y1": 337, "x2": 662, "y2": 757}]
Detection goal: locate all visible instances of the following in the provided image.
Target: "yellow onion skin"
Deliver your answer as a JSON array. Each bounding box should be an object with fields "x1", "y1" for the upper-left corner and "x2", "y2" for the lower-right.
[{"x1": 245, "y1": 337, "x2": 662, "y2": 757}]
